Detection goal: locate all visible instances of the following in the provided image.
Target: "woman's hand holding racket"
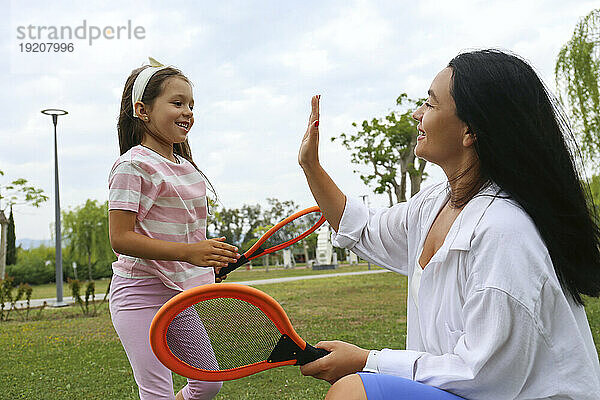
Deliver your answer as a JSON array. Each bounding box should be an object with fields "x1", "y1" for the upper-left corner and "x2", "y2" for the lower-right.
[{"x1": 300, "y1": 340, "x2": 370, "y2": 384}]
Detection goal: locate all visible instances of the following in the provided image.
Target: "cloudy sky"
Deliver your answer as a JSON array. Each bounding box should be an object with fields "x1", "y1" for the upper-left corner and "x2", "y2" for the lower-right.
[{"x1": 1, "y1": 0, "x2": 596, "y2": 240}]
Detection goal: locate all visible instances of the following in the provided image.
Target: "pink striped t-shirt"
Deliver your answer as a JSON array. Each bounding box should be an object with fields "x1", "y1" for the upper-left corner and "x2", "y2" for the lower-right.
[{"x1": 108, "y1": 145, "x2": 214, "y2": 291}]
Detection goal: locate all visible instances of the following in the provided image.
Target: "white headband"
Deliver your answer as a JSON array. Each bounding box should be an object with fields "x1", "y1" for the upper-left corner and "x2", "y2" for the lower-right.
[{"x1": 132, "y1": 57, "x2": 168, "y2": 118}]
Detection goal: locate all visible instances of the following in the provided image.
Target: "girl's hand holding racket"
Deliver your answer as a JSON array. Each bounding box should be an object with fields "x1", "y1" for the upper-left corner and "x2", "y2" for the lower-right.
[
  {"x1": 300, "y1": 340, "x2": 370, "y2": 384},
  {"x1": 184, "y1": 237, "x2": 239, "y2": 273}
]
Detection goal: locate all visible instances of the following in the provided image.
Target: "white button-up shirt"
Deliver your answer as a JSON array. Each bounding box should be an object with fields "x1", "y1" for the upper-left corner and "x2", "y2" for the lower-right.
[{"x1": 332, "y1": 183, "x2": 600, "y2": 399}]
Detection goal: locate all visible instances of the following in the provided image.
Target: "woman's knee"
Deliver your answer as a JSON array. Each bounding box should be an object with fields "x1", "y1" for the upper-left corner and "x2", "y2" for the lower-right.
[{"x1": 325, "y1": 374, "x2": 367, "y2": 400}]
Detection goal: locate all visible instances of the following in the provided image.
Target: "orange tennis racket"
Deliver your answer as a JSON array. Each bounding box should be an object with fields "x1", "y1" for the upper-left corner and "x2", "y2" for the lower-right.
[
  {"x1": 149, "y1": 283, "x2": 329, "y2": 381},
  {"x1": 215, "y1": 206, "x2": 326, "y2": 279}
]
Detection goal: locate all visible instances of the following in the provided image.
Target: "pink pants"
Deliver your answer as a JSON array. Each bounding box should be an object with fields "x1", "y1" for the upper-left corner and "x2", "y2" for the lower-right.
[{"x1": 109, "y1": 275, "x2": 222, "y2": 400}]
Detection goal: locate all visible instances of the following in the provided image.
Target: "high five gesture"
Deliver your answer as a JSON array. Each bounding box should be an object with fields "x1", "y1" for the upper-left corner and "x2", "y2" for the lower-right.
[{"x1": 298, "y1": 95, "x2": 346, "y2": 232}]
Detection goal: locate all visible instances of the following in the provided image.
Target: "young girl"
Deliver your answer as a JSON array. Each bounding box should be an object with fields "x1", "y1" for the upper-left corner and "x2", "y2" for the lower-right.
[{"x1": 108, "y1": 59, "x2": 240, "y2": 400}]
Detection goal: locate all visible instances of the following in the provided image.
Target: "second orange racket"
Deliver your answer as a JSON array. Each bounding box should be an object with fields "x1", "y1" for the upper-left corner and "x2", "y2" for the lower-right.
[{"x1": 149, "y1": 283, "x2": 329, "y2": 381}]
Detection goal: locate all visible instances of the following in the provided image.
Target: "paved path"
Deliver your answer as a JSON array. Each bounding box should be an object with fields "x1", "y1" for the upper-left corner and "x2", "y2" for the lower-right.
[{"x1": 12, "y1": 269, "x2": 390, "y2": 308}]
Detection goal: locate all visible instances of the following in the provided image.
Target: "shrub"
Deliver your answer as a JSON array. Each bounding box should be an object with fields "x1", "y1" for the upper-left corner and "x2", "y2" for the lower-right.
[
  {"x1": 7, "y1": 246, "x2": 55, "y2": 285},
  {"x1": 6, "y1": 245, "x2": 115, "y2": 285},
  {"x1": 0, "y1": 278, "x2": 42, "y2": 321},
  {"x1": 68, "y1": 278, "x2": 110, "y2": 317}
]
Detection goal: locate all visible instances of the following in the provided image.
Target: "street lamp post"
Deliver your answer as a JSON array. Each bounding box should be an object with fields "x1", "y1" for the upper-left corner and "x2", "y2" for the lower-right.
[{"x1": 41, "y1": 108, "x2": 68, "y2": 307}]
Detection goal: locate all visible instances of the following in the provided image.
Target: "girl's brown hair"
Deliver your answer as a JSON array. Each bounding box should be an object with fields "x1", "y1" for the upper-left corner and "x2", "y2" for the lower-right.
[{"x1": 117, "y1": 66, "x2": 216, "y2": 198}]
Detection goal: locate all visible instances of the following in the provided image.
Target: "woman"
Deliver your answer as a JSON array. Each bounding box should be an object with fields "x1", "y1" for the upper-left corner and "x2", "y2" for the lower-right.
[{"x1": 298, "y1": 49, "x2": 600, "y2": 399}]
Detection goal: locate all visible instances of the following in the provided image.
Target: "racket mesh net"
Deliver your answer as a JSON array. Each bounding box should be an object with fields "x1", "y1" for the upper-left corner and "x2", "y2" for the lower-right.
[
  {"x1": 165, "y1": 297, "x2": 281, "y2": 371},
  {"x1": 256, "y1": 212, "x2": 322, "y2": 253}
]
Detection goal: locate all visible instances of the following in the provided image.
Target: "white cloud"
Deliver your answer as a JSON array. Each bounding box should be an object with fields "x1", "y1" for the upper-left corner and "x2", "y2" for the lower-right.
[
  {"x1": 0, "y1": 0, "x2": 595, "y2": 239},
  {"x1": 278, "y1": 47, "x2": 334, "y2": 75},
  {"x1": 312, "y1": 0, "x2": 395, "y2": 56}
]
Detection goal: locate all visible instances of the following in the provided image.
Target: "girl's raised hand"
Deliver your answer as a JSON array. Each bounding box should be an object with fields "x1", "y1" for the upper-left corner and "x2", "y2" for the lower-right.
[
  {"x1": 299, "y1": 95, "x2": 320, "y2": 169},
  {"x1": 185, "y1": 237, "x2": 240, "y2": 272}
]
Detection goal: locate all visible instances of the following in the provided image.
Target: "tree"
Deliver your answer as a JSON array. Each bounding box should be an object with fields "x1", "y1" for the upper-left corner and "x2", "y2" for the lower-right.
[
  {"x1": 209, "y1": 198, "x2": 319, "y2": 268},
  {"x1": 251, "y1": 224, "x2": 274, "y2": 269},
  {"x1": 6, "y1": 208, "x2": 16, "y2": 266},
  {"x1": 0, "y1": 170, "x2": 48, "y2": 278},
  {"x1": 238, "y1": 203, "x2": 264, "y2": 249},
  {"x1": 332, "y1": 94, "x2": 427, "y2": 205},
  {"x1": 590, "y1": 174, "x2": 600, "y2": 212},
  {"x1": 61, "y1": 200, "x2": 112, "y2": 281},
  {"x1": 209, "y1": 203, "x2": 265, "y2": 249},
  {"x1": 210, "y1": 198, "x2": 300, "y2": 250},
  {"x1": 6, "y1": 245, "x2": 55, "y2": 285},
  {"x1": 262, "y1": 198, "x2": 298, "y2": 226},
  {"x1": 0, "y1": 172, "x2": 48, "y2": 209},
  {"x1": 556, "y1": 9, "x2": 600, "y2": 167},
  {"x1": 210, "y1": 206, "x2": 246, "y2": 247},
  {"x1": 261, "y1": 198, "x2": 302, "y2": 268}
]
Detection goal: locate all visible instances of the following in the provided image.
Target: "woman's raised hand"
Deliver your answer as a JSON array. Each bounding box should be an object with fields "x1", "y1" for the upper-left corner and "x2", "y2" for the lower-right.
[
  {"x1": 185, "y1": 237, "x2": 239, "y2": 271},
  {"x1": 298, "y1": 95, "x2": 320, "y2": 170},
  {"x1": 297, "y1": 95, "x2": 346, "y2": 232}
]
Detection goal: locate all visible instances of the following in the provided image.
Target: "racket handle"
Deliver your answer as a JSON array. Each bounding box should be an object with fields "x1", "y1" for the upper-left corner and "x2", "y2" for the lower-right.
[
  {"x1": 215, "y1": 254, "x2": 249, "y2": 278},
  {"x1": 296, "y1": 342, "x2": 330, "y2": 365}
]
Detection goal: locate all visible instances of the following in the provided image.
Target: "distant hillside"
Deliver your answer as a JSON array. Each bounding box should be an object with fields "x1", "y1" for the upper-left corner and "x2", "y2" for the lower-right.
[{"x1": 16, "y1": 239, "x2": 53, "y2": 250}]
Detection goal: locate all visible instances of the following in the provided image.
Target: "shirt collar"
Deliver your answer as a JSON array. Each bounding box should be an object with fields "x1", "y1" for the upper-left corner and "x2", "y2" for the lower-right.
[{"x1": 448, "y1": 182, "x2": 505, "y2": 251}]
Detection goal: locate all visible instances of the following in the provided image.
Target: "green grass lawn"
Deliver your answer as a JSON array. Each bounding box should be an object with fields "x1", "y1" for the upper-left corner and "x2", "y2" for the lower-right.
[
  {"x1": 0, "y1": 270, "x2": 403, "y2": 399},
  {"x1": 1, "y1": 270, "x2": 599, "y2": 399}
]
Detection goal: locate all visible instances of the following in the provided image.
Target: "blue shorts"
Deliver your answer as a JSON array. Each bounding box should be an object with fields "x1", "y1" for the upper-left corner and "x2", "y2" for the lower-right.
[{"x1": 357, "y1": 373, "x2": 464, "y2": 400}]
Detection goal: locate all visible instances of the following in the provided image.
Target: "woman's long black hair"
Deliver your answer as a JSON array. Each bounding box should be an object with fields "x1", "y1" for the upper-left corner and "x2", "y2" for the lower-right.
[{"x1": 448, "y1": 49, "x2": 600, "y2": 305}]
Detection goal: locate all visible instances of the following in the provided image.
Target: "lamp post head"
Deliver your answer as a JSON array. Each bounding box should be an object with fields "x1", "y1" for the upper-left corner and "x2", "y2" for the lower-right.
[{"x1": 41, "y1": 109, "x2": 68, "y2": 126}]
